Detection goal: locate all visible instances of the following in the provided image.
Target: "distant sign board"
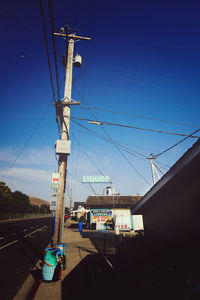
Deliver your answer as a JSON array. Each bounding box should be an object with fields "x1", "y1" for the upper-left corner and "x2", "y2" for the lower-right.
[
  {"x1": 51, "y1": 192, "x2": 57, "y2": 199},
  {"x1": 50, "y1": 200, "x2": 57, "y2": 210},
  {"x1": 50, "y1": 193, "x2": 57, "y2": 210},
  {"x1": 91, "y1": 209, "x2": 112, "y2": 230},
  {"x1": 82, "y1": 175, "x2": 110, "y2": 183}
]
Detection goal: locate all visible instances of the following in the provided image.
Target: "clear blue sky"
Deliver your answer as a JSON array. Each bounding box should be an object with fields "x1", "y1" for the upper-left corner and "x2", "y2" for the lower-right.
[{"x1": 0, "y1": 0, "x2": 200, "y2": 203}]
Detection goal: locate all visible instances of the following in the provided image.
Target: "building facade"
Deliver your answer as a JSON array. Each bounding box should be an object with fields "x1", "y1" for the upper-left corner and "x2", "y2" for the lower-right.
[{"x1": 85, "y1": 195, "x2": 142, "y2": 231}]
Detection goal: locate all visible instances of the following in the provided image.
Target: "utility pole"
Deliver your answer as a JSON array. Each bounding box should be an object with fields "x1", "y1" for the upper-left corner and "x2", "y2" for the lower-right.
[
  {"x1": 53, "y1": 25, "x2": 91, "y2": 243},
  {"x1": 70, "y1": 186, "x2": 72, "y2": 218},
  {"x1": 147, "y1": 154, "x2": 164, "y2": 185}
]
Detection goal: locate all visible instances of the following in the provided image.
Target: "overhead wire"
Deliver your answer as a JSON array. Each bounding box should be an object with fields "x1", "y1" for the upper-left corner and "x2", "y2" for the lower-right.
[
  {"x1": 71, "y1": 132, "x2": 106, "y2": 178},
  {"x1": 40, "y1": 0, "x2": 56, "y2": 103},
  {"x1": 0, "y1": 1, "x2": 58, "y2": 179},
  {"x1": 42, "y1": 1, "x2": 171, "y2": 188},
  {"x1": 73, "y1": 84, "x2": 200, "y2": 185},
  {"x1": 48, "y1": 0, "x2": 60, "y2": 101},
  {"x1": 70, "y1": 118, "x2": 146, "y2": 160},
  {"x1": 80, "y1": 105, "x2": 200, "y2": 129},
  {"x1": 1, "y1": 103, "x2": 51, "y2": 180},
  {"x1": 71, "y1": 116, "x2": 200, "y2": 138},
  {"x1": 4, "y1": 7, "x2": 53, "y2": 179},
  {"x1": 70, "y1": 100, "x2": 151, "y2": 186},
  {"x1": 71, "y1": 121, "x2": 171, "y2": 173},
  {"x1": 77, "y1": 120, "x2": 148, "y2": 161},
  {"x1": 62, "y1": 111, "x2": 105, "y2": 194},
  {"x1": 154, "y1": 128, "x2": 200, "y2": 159},
  {"x1": 71, "y1": 0, "x2": 95, "y2": 194},
  {"x1": 67, "y1": 169, "x2": 97, "y2": 195}
]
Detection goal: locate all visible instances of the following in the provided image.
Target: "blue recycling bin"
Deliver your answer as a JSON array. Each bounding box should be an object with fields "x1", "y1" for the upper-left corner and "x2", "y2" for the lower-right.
[{"x1": 78, "y1": 222, "x2": 83, "y2": 232}]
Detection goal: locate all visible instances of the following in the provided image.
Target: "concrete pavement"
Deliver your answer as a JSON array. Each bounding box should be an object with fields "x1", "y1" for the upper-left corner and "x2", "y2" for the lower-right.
[{"x1": 15, "y1": 220, "x2": 98, "y2": 300}]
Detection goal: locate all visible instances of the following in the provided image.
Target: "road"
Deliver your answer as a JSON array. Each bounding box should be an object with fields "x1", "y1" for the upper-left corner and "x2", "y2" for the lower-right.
[{"x1": 0, "y1": 217, "x2": 53, "y2": 300}]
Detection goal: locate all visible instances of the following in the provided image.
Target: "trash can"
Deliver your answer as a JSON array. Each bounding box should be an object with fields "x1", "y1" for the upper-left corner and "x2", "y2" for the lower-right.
[
  {"x1": 78, "y1": 221, "x2": 83, "y2": 232},
  {"x1": 42, "y1": 248, "x2": 58, "y2": 281},
  {"x1": 53, "y1": 243, "x2": 66, "y2": 270},
  {"x1": 53, "y1": 243, "x2": 66, "y2": 256}
]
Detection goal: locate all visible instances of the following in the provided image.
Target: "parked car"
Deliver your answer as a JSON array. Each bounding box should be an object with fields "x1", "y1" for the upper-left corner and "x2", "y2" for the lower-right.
[{"x1": 64, "y1": 215, "x2": 69, "y2": 222}]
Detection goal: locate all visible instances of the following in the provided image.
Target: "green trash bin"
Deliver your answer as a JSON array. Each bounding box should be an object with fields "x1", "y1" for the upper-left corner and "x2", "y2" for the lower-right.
[{"x1": 42, "y1": 248, "x2": 58, "y2": 281}]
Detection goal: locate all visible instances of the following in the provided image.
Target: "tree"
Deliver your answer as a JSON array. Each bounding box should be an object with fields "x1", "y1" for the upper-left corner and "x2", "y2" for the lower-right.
[
  {"x1": 0, "y1": 182, "x2": 50, "y2": 218},
  {"x1": 40, "y1": 204, "x2": 50, "y2": 214},
  {"x1": 12, "y1": 191, "x2": 30, "y2": 213},
  {"x1": 29, "y1": 204, "x2": 39, "y2": 214},
  {"x1": 0, "y1": 182, "x2": 12, "y2": 212}
]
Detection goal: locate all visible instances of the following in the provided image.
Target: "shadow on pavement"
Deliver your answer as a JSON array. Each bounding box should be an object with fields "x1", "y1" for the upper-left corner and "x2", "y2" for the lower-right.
[
  {"x1": 76, "y1": 231, "x2": 200, "y2": 299},
  {"x1": 61, "y1": 253, "x2": 120, "y2": 299},
  {"x1": 66, "y1": 223, "x2": 79, "y2": 229},
  {"x1": 61, "y1": 223, "x2": 200, "y2": 299},
  {"x1": 81, "y1": 230, "x2": 118, "y2": 255}
]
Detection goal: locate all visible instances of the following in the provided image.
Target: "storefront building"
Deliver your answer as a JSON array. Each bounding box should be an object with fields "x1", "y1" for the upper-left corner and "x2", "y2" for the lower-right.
[
  {"x1": 85, "y1": 195, "x2": 142, "y2": 231},
  {"x1": 90, "y1": 209, "x2": 113, "y2": 230}
]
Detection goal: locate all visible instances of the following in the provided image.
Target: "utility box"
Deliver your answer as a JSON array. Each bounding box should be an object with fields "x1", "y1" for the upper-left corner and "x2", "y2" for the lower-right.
[
  {"x1": 132, "y1": 215, "x2": 144, "y2": 231},
  {"x1": 113, "y1": 209, "x2": 132, "y2": 231},
  {"x1": 74, "y1": 53, "x2": 82, "y2": 68},
  {"x1": 56, "y1": 140, "x2": 71, "y2": 155}
]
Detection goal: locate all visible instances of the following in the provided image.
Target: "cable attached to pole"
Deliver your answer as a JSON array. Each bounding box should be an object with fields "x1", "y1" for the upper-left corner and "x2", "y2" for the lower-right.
[
  {"x1": 154, "y1": 128, "x2": 200, "y2": 158},
  {"x1": 40, "y1": 0, "x2": 56, "y2": 103},
  {"x1": 48, "y1": 0, "x2": 60, "y2": 101}
]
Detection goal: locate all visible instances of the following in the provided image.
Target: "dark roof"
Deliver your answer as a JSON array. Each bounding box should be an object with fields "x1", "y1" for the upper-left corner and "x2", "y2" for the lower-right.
[
  {"x1": 133, "y1": 138, "x2": 200, "y2": 243},
  {"x1": 134, "y1": 138, "x2": 200, "y2": 213},
  {"x1": 73, "y1": 202, "x2": 85, "y2": 209},
  {"x1": 85, "y1": 195, "x2": 142, "y2": 208}
]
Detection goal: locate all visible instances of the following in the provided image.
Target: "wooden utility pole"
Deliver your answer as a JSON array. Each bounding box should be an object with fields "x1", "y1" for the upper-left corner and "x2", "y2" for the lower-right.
[
  {"x1": 70, "y1": 186, "x2": 72, "y2": 217},
  {"x1": 53, "y1": 25, "x2": 91, "y2": 243}
]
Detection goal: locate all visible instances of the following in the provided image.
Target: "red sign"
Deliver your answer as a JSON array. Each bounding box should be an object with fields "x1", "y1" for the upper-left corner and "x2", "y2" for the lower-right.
[{"x1": 51, "y1": 173, "x2": 60, "y2": 184}]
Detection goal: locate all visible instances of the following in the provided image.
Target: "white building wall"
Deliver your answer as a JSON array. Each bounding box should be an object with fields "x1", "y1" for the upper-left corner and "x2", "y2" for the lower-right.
[{"x1": 112, "y1": 208, "x2": 131, "y2": 231}]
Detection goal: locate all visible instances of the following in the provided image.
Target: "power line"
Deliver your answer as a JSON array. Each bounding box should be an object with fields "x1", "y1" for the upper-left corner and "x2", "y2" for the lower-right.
[
  {"x1": 71, "y1": 115, "x2": 151, "y2": 186},
  {"x1": 154, "y1": 128, "x2": 200, "y2": 159},
  {"x1": 80, "y1": 105, "x2": 200, "y2": 129},
  {"x1": 71, "y1": 5, "x2": 93, "y2": 191},
  {"x1": 71, "y1": 132, "x2": 106, "y2": 178},
  {"x1": 48, "y1": 0, "x2": 60, "y2": 101},
  {"x1": 74, "y1": 85, "x2": 151, "y2": 186},
  {"x1": 1, "y1": 103, "x2": 51, "y2": 180},
  {"x1": 71, "y1": 123, "x2": 151, "y2": 188},
  {"x1": 71, "y1": 118, "x2": 146, "y2": 160},
  {"x1": 67, "y1": 169, "x2": 97, "y2": 195},
  {"x1": 71, "y1": 116, "x2": 200, "y2": 139},
  {"x1": 71, "y1": 119, "x2": 171, "y2": 172},
  {"x1": 40, "y1": 0, "x2": 56, "y2": 103}
]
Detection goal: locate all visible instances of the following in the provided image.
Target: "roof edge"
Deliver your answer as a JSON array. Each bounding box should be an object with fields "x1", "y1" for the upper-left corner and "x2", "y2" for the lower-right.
[{"x1": 135, "y1": 138, "x2": 200, "y2": 212}]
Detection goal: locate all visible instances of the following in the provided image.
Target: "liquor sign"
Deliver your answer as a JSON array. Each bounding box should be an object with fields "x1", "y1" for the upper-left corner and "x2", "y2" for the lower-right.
[
  {"x1": 51, "y1": 172, "x2": 60, "y2": 190},
  {"x1": 82, "y1": 175, "x2": 110, "y2": 183}
]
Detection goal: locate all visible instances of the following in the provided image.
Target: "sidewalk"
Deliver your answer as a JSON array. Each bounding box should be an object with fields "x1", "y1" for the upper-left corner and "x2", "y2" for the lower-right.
[{"x1": 15, "y1": 220, "x2": 98, "y2": 300}]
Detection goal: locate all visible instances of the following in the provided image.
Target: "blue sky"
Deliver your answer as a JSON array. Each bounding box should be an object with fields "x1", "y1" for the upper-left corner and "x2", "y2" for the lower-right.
[{"x1": 0, "y1": 0, "x2": 200, "y2": 204}]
